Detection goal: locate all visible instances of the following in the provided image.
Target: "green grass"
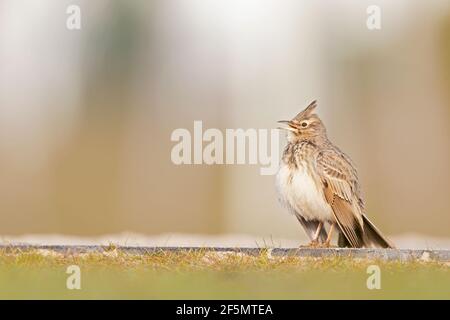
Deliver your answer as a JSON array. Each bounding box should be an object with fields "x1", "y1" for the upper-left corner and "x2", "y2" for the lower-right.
[{"x1": 0, "y1": 247, "x2": 448, "y2": 299}]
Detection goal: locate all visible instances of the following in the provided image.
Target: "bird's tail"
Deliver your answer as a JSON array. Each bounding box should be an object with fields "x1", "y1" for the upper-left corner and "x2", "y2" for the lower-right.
[
  {"x1": 337, "y1": 214, "x2": 395, "y2": 248},
  {"x1": 361, "y1": 214, "x2": 395, "y2": 248}
]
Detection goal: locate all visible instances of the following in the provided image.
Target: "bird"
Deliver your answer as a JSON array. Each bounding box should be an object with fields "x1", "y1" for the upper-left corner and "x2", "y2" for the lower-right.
[{"x1": 276, "y1": 100, "x2": 394, "y2": 248}]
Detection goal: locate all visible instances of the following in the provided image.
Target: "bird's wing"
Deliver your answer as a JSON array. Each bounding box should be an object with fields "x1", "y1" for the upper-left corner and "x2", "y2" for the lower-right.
[{"x1": 315, "y1": 149, "x2": 365, "y2": 248}]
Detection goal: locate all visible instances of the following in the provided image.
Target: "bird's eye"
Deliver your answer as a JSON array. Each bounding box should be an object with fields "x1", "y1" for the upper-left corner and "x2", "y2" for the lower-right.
[{"x1": 301, "y1": 121, "x2": 308, "y2": 128}]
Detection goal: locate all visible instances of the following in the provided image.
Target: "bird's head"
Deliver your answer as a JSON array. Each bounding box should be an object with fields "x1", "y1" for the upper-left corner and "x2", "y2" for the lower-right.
[{"x1": 278, "y1": 100, "x2": 327, "y2": 143}]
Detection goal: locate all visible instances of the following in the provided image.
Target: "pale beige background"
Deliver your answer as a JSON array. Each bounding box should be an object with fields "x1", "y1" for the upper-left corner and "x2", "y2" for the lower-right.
[{"x1": 0, "y1": 1, "x2": 449, "y2": 244}]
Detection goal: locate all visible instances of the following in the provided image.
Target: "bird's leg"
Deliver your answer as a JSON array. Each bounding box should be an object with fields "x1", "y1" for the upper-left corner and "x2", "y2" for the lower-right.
[
  {"x1": 313, "y1": 221, "x2": 323, "y2": 241},
  {"x1": 307, "y1": 222, "x2": 323, "y2": 247},
  {"x1": 324, "y1": 223, "x2": 335, "y2": 247}
]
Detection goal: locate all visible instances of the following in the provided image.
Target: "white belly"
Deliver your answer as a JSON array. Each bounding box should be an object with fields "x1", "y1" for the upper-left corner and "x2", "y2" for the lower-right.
[{"x1": 276, "y1": 162, "x2": 334, "y2": 221}]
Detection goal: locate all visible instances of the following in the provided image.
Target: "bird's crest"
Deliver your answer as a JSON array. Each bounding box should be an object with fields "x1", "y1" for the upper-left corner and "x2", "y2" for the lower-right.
[{"x1": 293, "y1": 100, "x2": 317, "y2": 121}]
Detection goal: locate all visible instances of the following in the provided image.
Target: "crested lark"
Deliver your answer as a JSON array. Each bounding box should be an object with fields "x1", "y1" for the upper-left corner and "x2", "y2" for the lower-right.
[{"x1": 276, "y1": 100, "x2": 394, "y2": 248}]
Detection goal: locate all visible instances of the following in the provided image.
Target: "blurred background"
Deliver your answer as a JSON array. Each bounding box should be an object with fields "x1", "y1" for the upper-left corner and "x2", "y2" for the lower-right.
[{"x1": 0, "y1": 0, "x2": 449, "y2": 247}]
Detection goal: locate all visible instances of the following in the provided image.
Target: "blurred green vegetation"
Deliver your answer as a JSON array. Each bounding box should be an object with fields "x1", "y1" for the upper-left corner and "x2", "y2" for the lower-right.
[{"x1": 0, "y1": 249, "x2": 448, "y2": 299}]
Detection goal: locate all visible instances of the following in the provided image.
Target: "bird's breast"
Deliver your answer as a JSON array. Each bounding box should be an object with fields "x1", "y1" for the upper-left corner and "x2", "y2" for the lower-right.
[{"x1": 276, "y1": 161, "x2": 334, "y2": 221}]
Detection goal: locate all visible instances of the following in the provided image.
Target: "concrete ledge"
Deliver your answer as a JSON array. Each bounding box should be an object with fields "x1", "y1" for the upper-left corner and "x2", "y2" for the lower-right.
[
  {"x1": 271, "y1": 248, "x2": 450, "y2": 262},
  {"x1": 0, "y1": 245, "x2": 449, "y2": 261}
]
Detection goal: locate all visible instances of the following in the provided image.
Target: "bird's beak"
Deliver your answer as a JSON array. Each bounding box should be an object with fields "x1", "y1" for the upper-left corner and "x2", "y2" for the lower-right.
[{"x1": 277, "y1": 120, "x2": 297, "y2": 132}]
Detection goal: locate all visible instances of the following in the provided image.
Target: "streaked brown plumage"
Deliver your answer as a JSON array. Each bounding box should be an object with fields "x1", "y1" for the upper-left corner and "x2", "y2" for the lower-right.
[{"x1": 276, "y1": 100, "x2": 394, "y2": 248}]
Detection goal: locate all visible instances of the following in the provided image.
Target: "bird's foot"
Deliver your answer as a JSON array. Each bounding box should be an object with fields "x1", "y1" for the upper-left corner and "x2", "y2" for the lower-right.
[
  {"x1": 320, "y1": 241, "x2": 337, "y2": 248},
  {"x1": 300, "y1": 240, "x2": 320, "y2": 248},
  {"x1": 300, "y1": 241, "x2": 338, "y2": 249}
]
